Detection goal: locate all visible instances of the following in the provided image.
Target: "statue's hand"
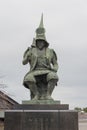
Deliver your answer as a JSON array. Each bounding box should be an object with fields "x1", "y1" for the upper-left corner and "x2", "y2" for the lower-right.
[{"x1": 23, "y1": 47, "x2": 30, "y2": 57}]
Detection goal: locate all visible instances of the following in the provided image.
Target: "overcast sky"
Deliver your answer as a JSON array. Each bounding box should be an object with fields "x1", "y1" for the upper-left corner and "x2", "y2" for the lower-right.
[{"x1": 0, "y1": 0, "x2": 87, "y2": 109}]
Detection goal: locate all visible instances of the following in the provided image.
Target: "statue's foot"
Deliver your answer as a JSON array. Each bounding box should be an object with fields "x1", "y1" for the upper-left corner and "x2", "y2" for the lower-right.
[
  {"x1": 32, "y1": 95, "x2": 39, "y2": 101},
  {"x1": 39, "y1": 95, "x2": 53, "y2": 100},
  {"x1": 40, "y1": 96, "x2": 46, "y2": 100},
  {"x1": 45, "y1": 95, "x2": 53, "y2": 100}
]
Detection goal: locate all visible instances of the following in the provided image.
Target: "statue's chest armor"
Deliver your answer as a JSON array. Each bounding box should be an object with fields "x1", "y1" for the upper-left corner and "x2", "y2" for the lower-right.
[
  {"x1": 37, "y1": 48, "x2": 45, "y2": 57},
  {"x1": 36, "y1": 49, "x2": 48, "y2": 69}
]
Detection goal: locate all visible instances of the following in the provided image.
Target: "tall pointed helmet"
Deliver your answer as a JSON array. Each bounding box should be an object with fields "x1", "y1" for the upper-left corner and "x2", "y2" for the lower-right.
[{"x1": 35, "y1": 14, "x2": 49, "y2": 47}]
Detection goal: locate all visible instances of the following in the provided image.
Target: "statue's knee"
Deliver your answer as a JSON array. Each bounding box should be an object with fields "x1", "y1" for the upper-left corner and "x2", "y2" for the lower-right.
[
  {"x1": 48, "y1": 79, "x2": 58, "y2": 86},
  {"x1": 47, "y1": 72, "x2": 58, "y2": 82},
  {"x1": 26, "y1": 81, "x2": 35, "y2": 86},
  {"x1": 24, "y1": 74, "x2": 36, "y2": 83}
]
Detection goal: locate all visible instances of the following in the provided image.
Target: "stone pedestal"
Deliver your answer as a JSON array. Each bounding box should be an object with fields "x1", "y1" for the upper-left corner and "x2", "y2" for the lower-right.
[
  {"x1": 14, "y1": 104, "x2": 69, "y2": 110},
  {"x1": 22, "y1": 100, "x2": 60, "y2": 104},
  {"x1": 4, "y1": 104, "x2": 78, "y2": 130}
]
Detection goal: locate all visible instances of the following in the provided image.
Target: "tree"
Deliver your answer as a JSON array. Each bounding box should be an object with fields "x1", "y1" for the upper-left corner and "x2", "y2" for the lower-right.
[
  {"x1": 83, "y1": 107, "x2": 87, "y2": 113},
  {"x1": 74, "y1": 107, "x2": 82, "y2": 111}
]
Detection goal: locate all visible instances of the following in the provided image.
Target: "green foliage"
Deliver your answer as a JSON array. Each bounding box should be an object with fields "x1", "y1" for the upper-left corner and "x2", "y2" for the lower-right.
[
  {"x1": 83, "y1": 107, "x2": 87, "y2": 112},
  {"x1": 74, "y1": 107, "x2": 87, "y2": 112},
  {"x1": 74, "y1": 107, "x2": 82, "y2": 111}
]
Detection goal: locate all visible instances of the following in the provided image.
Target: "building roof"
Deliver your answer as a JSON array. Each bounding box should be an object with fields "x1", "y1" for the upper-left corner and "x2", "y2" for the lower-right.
[
  {"x1": 0, "y1": 91, "x2": 19, "y2": 118},
  {"x1": 0, "y1": 91, "x2": 18, "y2": 110}
]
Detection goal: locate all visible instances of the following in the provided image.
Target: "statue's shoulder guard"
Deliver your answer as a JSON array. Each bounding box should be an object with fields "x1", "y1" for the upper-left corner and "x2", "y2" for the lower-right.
[{"x1": 49, "y1": 48, "x2": 57, "y2": 60}]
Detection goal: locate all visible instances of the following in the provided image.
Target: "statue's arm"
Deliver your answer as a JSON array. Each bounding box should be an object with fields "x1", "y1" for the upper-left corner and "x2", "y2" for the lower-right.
[
  {"x1": 22, "y1": 47, "x2": 30, "y2": 65},
  {"x1": 51, "y1": 49, "x2": 58, "y2": 72}
]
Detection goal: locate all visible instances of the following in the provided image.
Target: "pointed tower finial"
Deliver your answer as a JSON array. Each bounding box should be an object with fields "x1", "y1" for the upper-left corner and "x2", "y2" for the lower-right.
[
  {"x1": 39, "y1": 13, "x2": 44, "y2": 28},
  {"x1": 35, "y1": 14, "x2": 49, "y2": 47}
]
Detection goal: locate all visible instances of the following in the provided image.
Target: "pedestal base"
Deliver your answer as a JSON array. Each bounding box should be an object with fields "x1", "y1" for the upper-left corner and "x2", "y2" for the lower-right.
[
  {"x1": 22, "y1": 99, "x2": 60, "y2": 104},
  {"x1": 5, "y1": 104, "x2": 78, "y2": 130},
  {"x1": 14, "y1": 103, "x2": 69, "y2": 110},
  {"x1": 5, "y1": 110, "x2": 78, "y2": 130}
]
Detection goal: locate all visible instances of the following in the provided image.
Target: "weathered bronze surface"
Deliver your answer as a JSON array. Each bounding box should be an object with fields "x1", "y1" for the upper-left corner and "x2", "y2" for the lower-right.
[{"x1": 22, "y1": 14, "x2": 59, "y2": 101}]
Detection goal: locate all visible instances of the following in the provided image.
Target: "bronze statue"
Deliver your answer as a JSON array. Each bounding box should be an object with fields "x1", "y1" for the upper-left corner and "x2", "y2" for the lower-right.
[{"x1": 22, "y1": 14, "x2": 59, "y2": 101}]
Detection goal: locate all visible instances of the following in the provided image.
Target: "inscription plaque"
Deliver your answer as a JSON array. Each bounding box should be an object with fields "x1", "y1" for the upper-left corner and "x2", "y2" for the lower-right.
[{"x1": 23, "y1": 111, "x2": 58, "y2": 130}]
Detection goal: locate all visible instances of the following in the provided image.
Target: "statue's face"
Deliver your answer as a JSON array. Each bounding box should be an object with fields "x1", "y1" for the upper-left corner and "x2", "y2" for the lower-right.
[{"x1": 36, "y1": 40, "x2": 45, "y2": 50}]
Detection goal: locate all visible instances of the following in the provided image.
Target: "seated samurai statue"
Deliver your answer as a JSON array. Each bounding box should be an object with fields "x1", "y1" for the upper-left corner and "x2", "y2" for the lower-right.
[{"x1": 22, "y1": 15, "x2": 59, "y2": 101}]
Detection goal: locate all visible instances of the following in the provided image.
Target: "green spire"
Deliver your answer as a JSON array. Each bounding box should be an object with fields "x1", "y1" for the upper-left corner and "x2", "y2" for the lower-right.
[
  {"x1": 39, "y1": 13, "x2": 44, "y2": 28},
  {"x1": 36, "y1": 14, "x2": 45, "y2": 38},
  {"x1": 35, "y1": 14, "x2": 49, "y2": 47},
  {"x1": 36, "y1": 14, "x2": 45, "y2": 34}
]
